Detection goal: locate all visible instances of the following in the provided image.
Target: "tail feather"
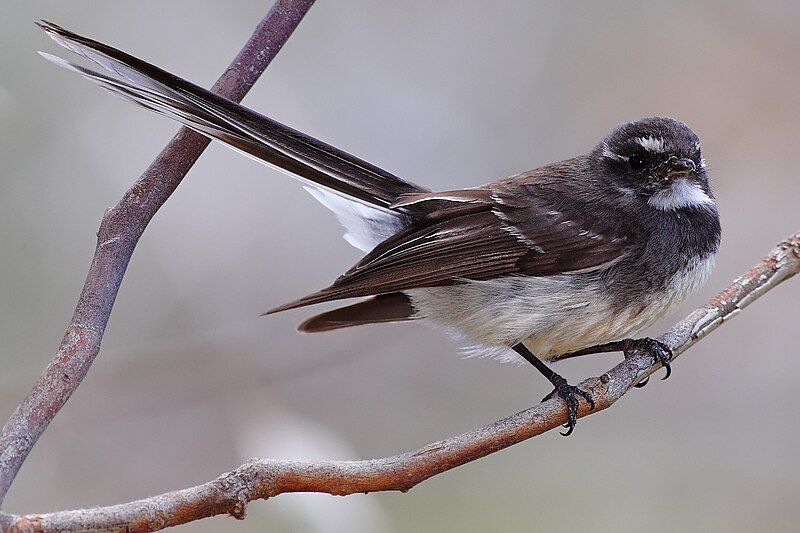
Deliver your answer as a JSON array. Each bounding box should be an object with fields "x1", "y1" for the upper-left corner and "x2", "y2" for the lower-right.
[
  {"x1": 38, "y1": 21, "x2": 434, "y2": 319},
  {"x1": 298, "y1": 293, "x2": 415, "y2": 333},
  {"x1": 37, "y1": 20, "x2": 428, "y2": 210}
]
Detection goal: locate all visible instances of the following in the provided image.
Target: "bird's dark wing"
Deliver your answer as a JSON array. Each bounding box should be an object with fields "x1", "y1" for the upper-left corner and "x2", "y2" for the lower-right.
[{"x1": 267, "y1": 174, "x2": 632, "y2": 313}]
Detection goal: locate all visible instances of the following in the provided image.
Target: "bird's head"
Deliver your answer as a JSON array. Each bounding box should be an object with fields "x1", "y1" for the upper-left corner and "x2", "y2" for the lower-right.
[{"x1": 595, "y1": 117, "x2": 713, "y2": 211}]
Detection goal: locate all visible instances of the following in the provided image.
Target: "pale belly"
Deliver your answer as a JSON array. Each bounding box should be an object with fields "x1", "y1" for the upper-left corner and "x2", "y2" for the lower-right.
[{"x1": 406, "y1": 254, "x2": 715, "y2": 362}]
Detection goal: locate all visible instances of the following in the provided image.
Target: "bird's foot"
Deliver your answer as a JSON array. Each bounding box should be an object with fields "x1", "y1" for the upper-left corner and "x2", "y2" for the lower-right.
[
  {"x1": 542, "y1": 375, "x2": 595, "y2": 436},
  {"x1": 623, "y1": 337, "x2": 673, "y2": 382}
]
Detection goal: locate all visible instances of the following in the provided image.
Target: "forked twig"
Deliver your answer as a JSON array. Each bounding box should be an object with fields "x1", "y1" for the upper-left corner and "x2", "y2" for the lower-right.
[{"x1": 0, "y1": 0, "x2": 315, "y2": 510}]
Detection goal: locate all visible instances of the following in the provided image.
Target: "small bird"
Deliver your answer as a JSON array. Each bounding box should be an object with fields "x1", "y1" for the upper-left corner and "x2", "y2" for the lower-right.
[{"x1": 38, "y1": 22, "x2": 720, "y2": 434}]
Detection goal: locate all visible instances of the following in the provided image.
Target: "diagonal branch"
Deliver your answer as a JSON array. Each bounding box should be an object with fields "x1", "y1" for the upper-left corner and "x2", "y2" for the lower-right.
[
  {"x1": 0, "y1": 0, "x2": 315, "y2": 507},
  {"x1": 2, "y1": 233, "x2": 797, "y2": 533}
]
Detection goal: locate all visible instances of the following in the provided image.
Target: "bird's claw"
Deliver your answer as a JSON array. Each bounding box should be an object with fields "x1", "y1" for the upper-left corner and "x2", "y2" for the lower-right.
[
  {"x1": 624, "y1": 338, "x2": 673, "y2": 380},
  {"x1": 542, "y1": 376, "x2": 595, "y2": 436}
]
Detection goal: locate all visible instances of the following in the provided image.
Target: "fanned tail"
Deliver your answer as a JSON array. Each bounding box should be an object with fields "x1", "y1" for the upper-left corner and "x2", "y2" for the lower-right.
[
  {"x1": 38, "y1": 20, "x2": 429, "y2": 329},
  {"x1": 36, "y1": 21, "x2": 428, "y2": 229}
]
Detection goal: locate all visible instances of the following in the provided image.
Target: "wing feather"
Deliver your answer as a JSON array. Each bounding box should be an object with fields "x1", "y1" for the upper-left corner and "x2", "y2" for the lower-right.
[{"x1": 266, "y1": 176, "x2": 632, "y2": 313}]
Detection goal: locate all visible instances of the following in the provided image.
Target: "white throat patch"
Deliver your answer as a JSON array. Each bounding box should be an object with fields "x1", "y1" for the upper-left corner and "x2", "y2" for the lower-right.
[{"x1": 648, "y1": 178, "x2": 714, "y2": 211}]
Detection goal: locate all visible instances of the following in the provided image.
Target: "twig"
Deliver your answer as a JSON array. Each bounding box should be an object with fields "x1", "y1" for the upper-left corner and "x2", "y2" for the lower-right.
[
  {"x1": 0, "y1": 0, "x2": 315, "y2": 508},
  {"x1": 2, "y1": 233, "x2": 797, "y2": 533}
]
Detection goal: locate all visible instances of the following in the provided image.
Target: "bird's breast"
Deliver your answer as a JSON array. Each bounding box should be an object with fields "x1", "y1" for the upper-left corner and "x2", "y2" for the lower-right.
[{"x1": 407, "y1": 252, "x2": 715, "y2": 362}]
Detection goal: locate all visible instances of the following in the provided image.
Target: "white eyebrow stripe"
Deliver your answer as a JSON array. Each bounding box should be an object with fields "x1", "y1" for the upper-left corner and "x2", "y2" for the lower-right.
[{"x1": 635, "y1": 136, "x2": 666, "y2": 153}]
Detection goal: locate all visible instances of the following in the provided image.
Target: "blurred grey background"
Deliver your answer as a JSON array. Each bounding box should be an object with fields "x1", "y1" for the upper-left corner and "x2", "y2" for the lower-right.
[{"x1": 2, "y1": 1, "x2": 799, "y2": 531}]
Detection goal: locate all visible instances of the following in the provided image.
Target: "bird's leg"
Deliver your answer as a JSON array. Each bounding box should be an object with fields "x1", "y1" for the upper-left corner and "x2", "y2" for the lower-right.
[
  {"x1": 557, "y1": 338, "x2": 673, "y2": 387},
  {"x1": 512, "y1": 343, "x2": 594, "y2": 436}
]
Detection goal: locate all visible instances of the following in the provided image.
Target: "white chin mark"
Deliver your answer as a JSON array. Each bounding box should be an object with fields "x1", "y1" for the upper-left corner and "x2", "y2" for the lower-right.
[
  {"x1": 648, "y1": 179, "x2": 714, "y2": 211},
  {"x1": 635, "y1": 136, "x2": 665, "y2": 153}
]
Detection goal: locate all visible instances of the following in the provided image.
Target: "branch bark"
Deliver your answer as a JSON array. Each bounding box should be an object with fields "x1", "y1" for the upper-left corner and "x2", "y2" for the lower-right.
[
  {"x1": 2, "y1": 233, "x2": 797, "y2": 533},
  {"x1": 0, "y1": 0, "x2": 315, "y2": 508}
]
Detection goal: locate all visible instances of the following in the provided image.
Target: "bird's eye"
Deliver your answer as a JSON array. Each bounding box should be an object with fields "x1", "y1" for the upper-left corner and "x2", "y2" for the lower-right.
[{"x1": 628, "y1": 151, "x2": 648, "y2": 170}]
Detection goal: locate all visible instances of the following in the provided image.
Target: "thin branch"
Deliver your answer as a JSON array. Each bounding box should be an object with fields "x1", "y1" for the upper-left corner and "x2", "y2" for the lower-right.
[
  {"x1": 0, "y1": 0, "x2": 315, "y2": 507},
  {"x1": 2, "y1": 233, "x2": 797, "y2": 533}
]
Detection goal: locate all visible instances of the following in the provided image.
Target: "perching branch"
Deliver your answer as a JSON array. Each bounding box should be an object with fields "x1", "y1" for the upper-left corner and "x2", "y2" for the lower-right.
[
  {"x1": 2, "y1": 233, "x2": 798, "y2": 532},
  {"x1": 0, "y1": 0, "x2": 315, "y2": 508}
]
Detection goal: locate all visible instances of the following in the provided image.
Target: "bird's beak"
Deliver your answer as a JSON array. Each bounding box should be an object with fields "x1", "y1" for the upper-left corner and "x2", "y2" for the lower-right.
[{"x1": 659, "y1": 156, "x2": 696, "y2": 181}]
